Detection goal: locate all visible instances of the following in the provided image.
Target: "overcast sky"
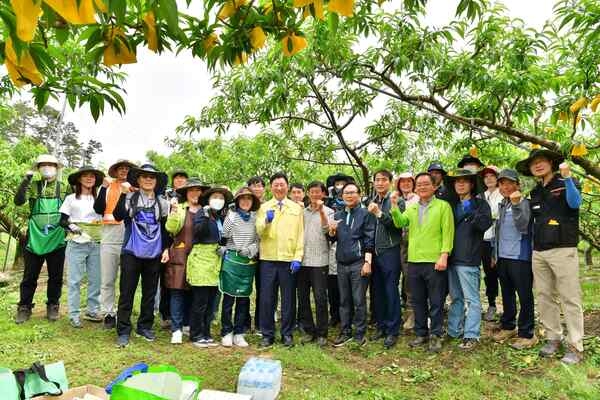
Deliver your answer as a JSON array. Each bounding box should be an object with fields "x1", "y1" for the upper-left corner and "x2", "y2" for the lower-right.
[{"x1": 54, "y1": 0, "x2": 554, "y2": 167}]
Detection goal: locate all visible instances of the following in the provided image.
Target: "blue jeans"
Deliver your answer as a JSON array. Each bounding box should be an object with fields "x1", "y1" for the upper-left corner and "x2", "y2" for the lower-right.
[
  {"x1": 66, "y1": 241, "x2": 101, "y2": 320},
  {"x1": 170, "y1": 289, "x2": 192, "y2": 332},
  {"x1": 448, "y1": 264, "x2": 482, "y2": 339}
]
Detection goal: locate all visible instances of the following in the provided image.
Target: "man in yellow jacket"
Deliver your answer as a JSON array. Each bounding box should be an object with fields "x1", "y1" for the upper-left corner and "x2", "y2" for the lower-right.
[{"x1": 256, "y1": 172, "x2": 304, "y2": 348}]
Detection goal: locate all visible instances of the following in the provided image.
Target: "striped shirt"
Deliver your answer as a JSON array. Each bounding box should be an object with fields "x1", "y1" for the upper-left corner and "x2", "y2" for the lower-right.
[
  {"x1": 223, "y1": 210, "x2": 259, "y2": 258},
  {"x1": 302, "y1": 205, "x2": 334, "y2": 267}
]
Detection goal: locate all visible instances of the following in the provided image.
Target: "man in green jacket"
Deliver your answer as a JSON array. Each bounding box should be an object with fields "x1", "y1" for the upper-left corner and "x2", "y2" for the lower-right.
[{"x1": 390, "y1": 172, "x2": 454, "y2": 352}]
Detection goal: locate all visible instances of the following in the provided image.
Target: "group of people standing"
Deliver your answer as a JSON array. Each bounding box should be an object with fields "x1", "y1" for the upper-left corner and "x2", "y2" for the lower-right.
[{"x1": 12, "y1": 147, "x2": 585, "y2": 365}]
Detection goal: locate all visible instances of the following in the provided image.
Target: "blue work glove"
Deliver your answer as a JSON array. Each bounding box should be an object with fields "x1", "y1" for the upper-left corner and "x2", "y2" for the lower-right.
[
  {"x1": 290, "y1": 260, "x2": 301, "y2": 274},
  {"x1": 266, "y1": 209, "x2": 275, "y2": 223},
  {"x1": 462, "y1": 199, "x2": 473, "y2": 214}
]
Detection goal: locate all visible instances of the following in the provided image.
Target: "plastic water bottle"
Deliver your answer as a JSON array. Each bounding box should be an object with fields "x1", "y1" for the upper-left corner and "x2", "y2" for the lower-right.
[{"x1": 236, "y1": 358, "x2": 282, "y2": 400}]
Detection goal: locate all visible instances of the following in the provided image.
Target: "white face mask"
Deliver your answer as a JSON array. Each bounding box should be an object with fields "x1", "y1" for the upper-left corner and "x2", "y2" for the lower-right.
[
  {"x1": 209, "y1": 198, "x2": 225, "y2": 211},
  {"x1": 39, "y1": 166, "x2": 57, "y2": 179}
]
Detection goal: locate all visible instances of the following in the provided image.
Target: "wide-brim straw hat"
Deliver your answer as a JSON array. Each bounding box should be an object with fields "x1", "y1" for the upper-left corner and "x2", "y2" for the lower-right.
[
  {"x1": 68, "y1": 166, "x2": 105, "y2": 187},
  {"x1": 515, "y1": 149, "x2": 564, "y2": 177},
  {"x1": 233, "y1": 187, "x2": 260, "y2": 212},
  {"x1": 108, "y1": 159, "x2": 138, "y2": 178}
]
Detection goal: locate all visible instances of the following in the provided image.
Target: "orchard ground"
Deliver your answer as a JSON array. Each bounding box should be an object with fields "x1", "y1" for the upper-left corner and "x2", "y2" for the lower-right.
[{"x1": 1, "y1": 262, "x2": 599, "y2": 400}]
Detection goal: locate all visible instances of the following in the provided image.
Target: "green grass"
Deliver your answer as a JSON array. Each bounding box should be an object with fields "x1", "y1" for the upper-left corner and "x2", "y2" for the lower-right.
[{"x1": 1, "y1": 267, "x2": 599, "y2": 399}]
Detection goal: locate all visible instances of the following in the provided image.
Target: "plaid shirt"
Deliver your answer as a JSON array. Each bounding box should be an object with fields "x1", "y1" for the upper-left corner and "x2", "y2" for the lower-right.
[{"x1": 302, "y1": 205, "x2": 334, "y2": 267}]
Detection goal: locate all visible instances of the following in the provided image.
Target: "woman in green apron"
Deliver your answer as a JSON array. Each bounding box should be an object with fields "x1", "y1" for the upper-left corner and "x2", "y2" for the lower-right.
[
  {"x1": 220, "y1": 187, "x2": 260, "y2": 348},
  {"x1": 188, "y1": 186, "x2": 233, "y2": 348},
  {"x1": 59, "y1": 166, "x2": 105, "y2": 328},
  {"x1": 14, "y1": 154, "x2": 67, "y2": 324}
]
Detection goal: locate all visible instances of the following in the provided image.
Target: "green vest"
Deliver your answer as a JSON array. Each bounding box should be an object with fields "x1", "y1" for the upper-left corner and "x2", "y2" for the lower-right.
[{"x1": 26, "y1": 181, "x2": 66, "y2": 255}]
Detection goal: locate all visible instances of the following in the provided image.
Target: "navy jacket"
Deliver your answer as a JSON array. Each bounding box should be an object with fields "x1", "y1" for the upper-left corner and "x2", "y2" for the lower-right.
[
  {"x1": 364, "y1": 192, "x2": 404, "y2": 254},
  {"x1": 450, "y1": 197, "x2": 492, "y2": 266},
  {"x1": 193, "y1": 208, "x2": 227, "y2": 245},
  {"x1": 330, "y1": 206, "x2": 375, "y2": 265}
]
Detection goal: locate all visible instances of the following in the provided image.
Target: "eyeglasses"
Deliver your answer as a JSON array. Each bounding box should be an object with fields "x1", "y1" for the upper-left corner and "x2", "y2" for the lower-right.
[{"x1": 343, "y1": 191, "x2": 359, "y2": 195}]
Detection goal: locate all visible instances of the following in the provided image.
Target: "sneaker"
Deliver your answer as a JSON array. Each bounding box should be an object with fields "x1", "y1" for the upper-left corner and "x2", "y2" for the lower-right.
[
  {"x1": 135, "y1": 329, "x2": 156, "y2": 342},
  {"x1": 428, "y1": 335, "x2": 443, "y2": 353},
  {"x1": 46, "y1": 304, "x2": 60, "y2": 321},
  {"x1": 301, "y1": 334, "x2": 316, "y2": 345},
  {"x1": 233, "y1": 334, "x2": 249, "y2": 348},
  {"x1": 369, "y1": 330, "x2": 386, "y2": 342},
  {"x1": 70, "y1": 318, "x2": 82, "y2": 329},
  {"x1": 15, "y1": 305, "x2": 32, "y2": 324},
  {"x1": 258, "y1": 337, "x2": 274, "y2": 349},
  {"x1": 354, "y1": 335, "x2": 367, "y2": 346},
  {"x1": 255, "y1": 330, "x2": 263, "y2": 337},
  {"x1": 193, "y1": 339, "x2": 208, "y2": 348},
  {"x1": 383, "y1": 335, "x2": 398, "y2": 349},
  {"x1": 222, "y1": 332, "x2": 234, "y2": 347},
  {"x1": 561, "y1": 347, "x2": 583, "y2": 365},
  {"x1": 83, "y1": 312, "x2": 103, "y2": 322},
  {"x1": 403, "y1": 312, "x2": 415, "y2": 331},
  {"x1": 459, "y1": 338, "x2": 478, "y2": 351},
  {"x1": 182, "y1": 326, "x2": 190, "y2": 336},
  {"x1": 333, "y1": 333, "x2": 353, "y2": 347},
  {"x1": 316, "y1": 337, "x2": 328, "y2": 347},
  {"x1": 171, "y1": 330, "x2": 183, "y2": 345},
  {"x1": 117, "y1": 335, "x2": 129, "y2": 348},
  {"x1": 409, "y1": 336, "x2": 429, "y2": 348},
  {"x1": 492, "y1": 328, "x2": 517, "y2": 343},
  {"x1": 510, "y1": 336, "x2": 539, "y2": 350},
  {"x1": 483, "y1": 306, "x2": 497, "y2": 322},
  {"x1": 205, "y1": 338, "x2": 219, "y2": 347},
  {"x1": 282, "y1": 335, "x2": 294, "y2": 348},
  {"x1": 103, "y1": 314, "x2": 116, "y2": 330},
  {"x1": 539, "y1": 340, "x2": 561, "y2": 357}
]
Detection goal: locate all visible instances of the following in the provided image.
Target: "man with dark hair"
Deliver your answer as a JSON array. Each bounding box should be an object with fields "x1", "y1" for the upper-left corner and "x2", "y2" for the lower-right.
[
  {"x1": 247, "y1": 176, "x2": 266, "y2": 204},
  {"x1": 427, "y1": 162, "x2": 451, "y2": 202},
  {"x1": 290, "y1": 183, "x2": 306, "y2": 207},
  {"x1": 298, "y1": 181, "x2": 334, "y2": 346},
  {"x1": 366, "y1": 169, "x2": 404, "y2": 349},
  {"x1": 256, "y1": 172, "x2": 304, "y2": 348},
  {"x1": 329, "y1": 183, "x2": 375, "y2": 347},
  {"x1": 391, "y1": 172, "x2": 454, "y2": 353}
]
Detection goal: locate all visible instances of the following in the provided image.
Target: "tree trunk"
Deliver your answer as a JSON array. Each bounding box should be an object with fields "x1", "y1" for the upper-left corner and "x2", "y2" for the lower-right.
[{"x1": 584, "y1": 247, "x2": 594, "y2": 268}]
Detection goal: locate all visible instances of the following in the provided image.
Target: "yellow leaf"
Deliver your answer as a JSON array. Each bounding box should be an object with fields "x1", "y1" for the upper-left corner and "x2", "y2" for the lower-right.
[
  {"x1": 249, "y1": 26, "x2": 267, "y2": 50},
  {"x1": 202, "y1": 33, "x2": 218, "y2": 52},
  {"x1": 94, "y1": 0, "x2": 107, "y2": 13},
  {"x1": 262, "y1": 1, "x2": 273, "y2": 14},
  {"x1": 10, "y1": 0, "x2": 42, "y2": 42},
  {"x1": 233, "y1": 52, "x2": 248, "y2": 65},
  {"x1": 569, "y1": 97, "x2": 588, "y2": 114},
  {"x1": 281, "y1": 33, "x2": 307, "y2": 57},
  {"x1": 469, "y1": 146, "x2": 478, "y2": 158},
  {"x1": 575, "y1": 114, "x2": 582, "y2": 126},
  {"x1": 103, "y1": 28, "x2": 137, "y2": 67},
  {"x1": 4, "y1": 38, "x2": 44, "y2": 86},
  {"x1": 218, "y1": 0, "x2": 246, "y2": 20},
  {"x1": 314, "y1": 0, "x2": 325, "y2": 19},
  {"x1": 571, "y1": 143, "x2": 588, "y2": 157},
  {"x1": 44, "y1": 0, "x2": 97, "y2": 24},
  {"x1": 143, "y1": 11, "x2": 159, "y2": 52},
  {"x1": 328, "y1": 0, "x2": 354, "y2": 17},
  {"x1": 558, "y1": 111, "x2": 568, "y2": 122},
  {"x1": 582, "y1": 181, "x2": 592, "y2": 194},
  {"x1": 590, "y1": 95, "x2": 600, "y2": 113},
  {"x1": 531, "y1": 143, "x2": 541, "y2": 149},
  {"x1": 544, "y1": 127, "x2": 556, "y2": 133},
  {"x1": 293, "y1": 0, "x2": 313, "y2": 6}
]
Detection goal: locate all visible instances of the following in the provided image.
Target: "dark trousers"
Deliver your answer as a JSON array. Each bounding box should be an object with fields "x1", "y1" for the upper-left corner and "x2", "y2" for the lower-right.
[
  {"x1": 297, "y1": 266, "x2": 329, "y2": 338},
  {"x1": 259, "y1": 261, "x2": 296, "y2": 341},
  {"x1": 19, "y1": 247, "x2": 65, "y2": 307},
  {"x1": 159, "y1": 266, "x2": 171, "y2": 320},
  {"x1": 497, "y1": 258, "x2": 535, "y2": 338},
  {"x1": 481, "y1": 241, "x2": 498, "y2": 307},
  {"x1": 407, "y1": 262, "x2": 447, "y2": 337},
  {"x1": 327, "y1": 274, "x2": 341, "y2": 323},
  {"x1": 190, "y1": 286, "x2": 218, "y2": 341},
  {"x1": 116, "y1": 253, "x2": 160, "y2": 336},
  {"x1": 338, "y1": 261, "x2": 369, "y2": 338},
  {"x1": 373, "y1": 247, "x2": 402, "y2": 336},
  {"x1": 221, "y1": 294, "x2": 250, "y2": 335}
]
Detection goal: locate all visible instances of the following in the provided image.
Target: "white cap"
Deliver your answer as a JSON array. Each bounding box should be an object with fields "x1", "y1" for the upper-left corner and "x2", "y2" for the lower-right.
[{"x1": 33, "y1": 154, "x2": 61, "y2": 169}]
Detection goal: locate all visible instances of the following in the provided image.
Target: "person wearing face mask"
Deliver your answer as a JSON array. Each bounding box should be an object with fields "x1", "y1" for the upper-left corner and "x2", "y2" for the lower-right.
[
  {"x1": 14, "y1": 154, "x2": 68, "y2": 324},
  {"x1": 324, "y1": 173, "x2": 355, "y2": 328},
  {"x1": 187, "y1": 185, "x2": 233, "y2": 348},
  {"x1": 93, "y1": 159, "x2": 137, "y2": 330},
  {"x1": 165, "y1": 178, "x2": 210, "y2": 345},
  {"x1": 112, "y1": 164, "x2": 170, "y2": 348}
]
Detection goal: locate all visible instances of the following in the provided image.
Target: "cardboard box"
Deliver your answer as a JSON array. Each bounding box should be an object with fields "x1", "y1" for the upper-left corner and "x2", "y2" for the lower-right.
[
  {"x1": 37, "y1": 384, "x2": 109, "y2": 400},
  {"x1": 197, "y1": 389, "x2": 252, "y2": 400}
]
